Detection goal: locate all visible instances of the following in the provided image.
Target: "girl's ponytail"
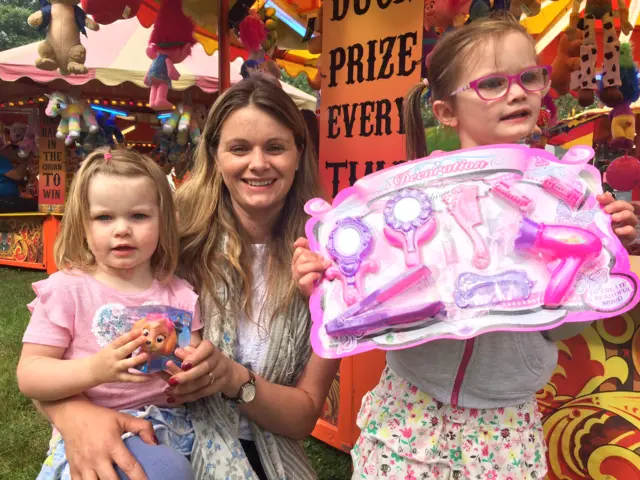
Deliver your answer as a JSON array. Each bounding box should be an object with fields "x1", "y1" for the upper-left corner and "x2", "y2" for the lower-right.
[{"x1": 404, "y1": 82, "x2": 429, "y2": 161}]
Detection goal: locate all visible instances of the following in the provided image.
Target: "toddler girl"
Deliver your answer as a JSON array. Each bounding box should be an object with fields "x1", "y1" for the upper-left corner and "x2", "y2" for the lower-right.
[{"x1": 17, "y1": 149, "x2": 202, "y2": 480}]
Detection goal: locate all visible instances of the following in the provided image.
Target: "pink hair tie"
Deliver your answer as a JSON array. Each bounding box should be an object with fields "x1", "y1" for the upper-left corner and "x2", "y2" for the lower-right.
[{"x1": 104, "y1": 152, "x2": 113, "y2": 162}]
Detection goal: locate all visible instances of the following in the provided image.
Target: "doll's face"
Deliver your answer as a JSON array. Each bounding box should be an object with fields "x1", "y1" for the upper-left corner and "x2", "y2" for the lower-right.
[{"x1": 140, "y1": 320, "x2": 175, "y2": 354}]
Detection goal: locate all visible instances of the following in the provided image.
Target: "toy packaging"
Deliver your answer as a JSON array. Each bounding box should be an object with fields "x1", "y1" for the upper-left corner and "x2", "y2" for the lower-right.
[
  {"x1": 305, "y1": 145, "x2": 640, "y2": 359},
  {"x1": 123, "y1": 305, "x2": 193, "y2": 373}
]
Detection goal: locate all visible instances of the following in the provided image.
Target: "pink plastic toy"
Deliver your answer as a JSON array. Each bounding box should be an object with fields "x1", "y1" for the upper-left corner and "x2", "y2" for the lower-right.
[{"x1": 305, "y1": 144, "x2": 639, "y2": 359}]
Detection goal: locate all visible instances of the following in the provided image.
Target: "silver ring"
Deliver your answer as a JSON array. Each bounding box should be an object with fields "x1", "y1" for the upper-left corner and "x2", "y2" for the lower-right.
[{"x1": 208, "y1": 372, "x2": 215, "y2": 385}]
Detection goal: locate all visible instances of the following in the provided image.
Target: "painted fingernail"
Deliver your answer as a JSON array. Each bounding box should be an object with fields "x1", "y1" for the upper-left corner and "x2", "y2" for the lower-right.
[
  {"x1": 153, "y1": 434, "x2": 159, "y2": 445},
  {"x1": 167, "y1": 397, "x2": 175, "y2": 403},
  {"x1": 182, "y1": 362, "x2": 193, "y2": 371},
  {"x1": 168, "y1": 377, "x2": 179, "y2": 386}
]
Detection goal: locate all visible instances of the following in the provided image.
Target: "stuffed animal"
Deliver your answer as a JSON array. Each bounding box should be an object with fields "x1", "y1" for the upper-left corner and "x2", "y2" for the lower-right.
[
  {"x1": 162, "y1": 103, "x2": 201, "y2": 146},
  {"x1": 45, "y1": 92, "x2": 99, "y2": 145},
  {"x1": 27, "y1": 0, "x2": 99, "y2": 76},
  {"x1": 607, "y1": 43, "x2": 639, "y2": 150},
  {"x1": 562, "y1": 0, "x2": 634, "y2": 106},
  {"x1": 550, "y1": 30, "x2": 582, "y2": 95},
  {"x1": 424, "y1": 0, "x2": 471, "y2": 31},
  {"x1": 81, "y1": 0, "x2": 140, "y2": 24},
  {"x1": 144, "y1": 0, "x2": 196, "y2": 111},
  {"x1": 18, "y1": 126, "x2": 38, "y2": 159}
]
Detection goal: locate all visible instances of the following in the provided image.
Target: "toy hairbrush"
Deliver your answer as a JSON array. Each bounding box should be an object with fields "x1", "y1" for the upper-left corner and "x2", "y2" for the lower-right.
[{"x1": 305, "y1": 145, "x2": 640, "y2": 359}]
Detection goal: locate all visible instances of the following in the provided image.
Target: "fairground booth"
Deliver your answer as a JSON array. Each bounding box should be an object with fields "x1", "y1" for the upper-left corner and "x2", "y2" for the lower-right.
[{"x1": 3, "y1": 0, "x2": 640, "y2": 478}]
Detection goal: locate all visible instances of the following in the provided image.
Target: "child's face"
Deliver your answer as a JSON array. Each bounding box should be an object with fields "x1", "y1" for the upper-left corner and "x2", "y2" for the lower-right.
[
  {"x1": 87, "y1": 173, "x2": 160, "y2": 276},
  {"x1": 438, "y1": 32, "x2": 544, "y2": 149}
]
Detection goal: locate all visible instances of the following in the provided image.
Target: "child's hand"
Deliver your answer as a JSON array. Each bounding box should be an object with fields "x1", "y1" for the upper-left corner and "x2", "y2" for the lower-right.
[
  {"x1": 598, "y1": 193, "x2": 638, "y2": 246},
  {"x1": 90, "y1": 331, "x2": 151, "y2": 386},
  {"x1": 292, "y1": 237, "x2": 331, "y2": 298}
]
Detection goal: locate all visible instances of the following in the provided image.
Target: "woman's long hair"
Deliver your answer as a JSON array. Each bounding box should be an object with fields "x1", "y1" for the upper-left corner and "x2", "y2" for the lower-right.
[{"x1": 175, "y1": 77, "x2": 322, "y2": 322}]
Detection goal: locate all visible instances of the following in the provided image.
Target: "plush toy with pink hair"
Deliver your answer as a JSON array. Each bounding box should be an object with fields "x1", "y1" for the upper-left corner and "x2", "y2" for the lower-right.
[{"x1": 144, "y1": 0, "x2": 196, "y2": 110}]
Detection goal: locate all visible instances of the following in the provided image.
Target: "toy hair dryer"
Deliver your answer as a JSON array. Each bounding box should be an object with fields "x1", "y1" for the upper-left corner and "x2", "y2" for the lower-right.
[{"x1": 514, "y1": 218, "x2": 602, "y2": 307}]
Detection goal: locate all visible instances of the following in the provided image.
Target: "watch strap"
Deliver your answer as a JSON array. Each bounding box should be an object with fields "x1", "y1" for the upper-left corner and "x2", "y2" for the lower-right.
[{"x1": 223, "y1": 369, "x2": 256, "y2": 404}]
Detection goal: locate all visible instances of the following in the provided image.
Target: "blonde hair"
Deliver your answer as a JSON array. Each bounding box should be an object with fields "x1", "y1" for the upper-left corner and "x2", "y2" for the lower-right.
[
  {"x1": 54, "y1": 148, "x2": 179, "y2": 280},
  {"x1": 175, "y1": 77, "x2": 321, "y2": 321},
  {"x1": 405, "y1": 12, "x2": 535, "y2": 159}
]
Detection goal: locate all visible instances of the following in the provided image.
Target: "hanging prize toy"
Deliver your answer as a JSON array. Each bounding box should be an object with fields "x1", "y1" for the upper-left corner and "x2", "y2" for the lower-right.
[{"x1": 144, "y1": 0, "x2": 196, "y2": 111}]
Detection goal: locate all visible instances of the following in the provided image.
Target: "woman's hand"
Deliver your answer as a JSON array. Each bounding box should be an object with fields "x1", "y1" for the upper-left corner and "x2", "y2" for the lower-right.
[
  {"x1": 292, "y1": 237, "x2": 330, "y2": 298},
  {"x1": 42, "y1": 397, "x2": 157, "y2": 480},
  {"x1": 598, "y1": 193, "x2": 638, "y2": 246},
  {"x1": 161, "y1": 342, "x2": 248, "y2": 404}
]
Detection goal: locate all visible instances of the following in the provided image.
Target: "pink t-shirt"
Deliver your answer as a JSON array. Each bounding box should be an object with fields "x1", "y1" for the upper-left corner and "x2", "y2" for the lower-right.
[{"x1": 22, "y1": 269, "x2": 202, "y2": 411}]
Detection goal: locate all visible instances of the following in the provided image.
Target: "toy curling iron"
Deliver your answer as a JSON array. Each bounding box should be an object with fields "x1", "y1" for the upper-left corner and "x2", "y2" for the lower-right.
[
  {"x1": 325, "y1": 265, "x2": 438, "y2": 337},
  {"x1": 514, "y1": 218, "x2": 602, "y2": 307},
  {"x1": 326, "y1": 301, "x2": 445, "y2": 337}
]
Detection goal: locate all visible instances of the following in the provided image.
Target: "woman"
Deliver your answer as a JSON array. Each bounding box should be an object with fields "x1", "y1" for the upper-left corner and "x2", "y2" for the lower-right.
[{"x1": 35, "y1": 77, "x2": 340, "y2": 480}]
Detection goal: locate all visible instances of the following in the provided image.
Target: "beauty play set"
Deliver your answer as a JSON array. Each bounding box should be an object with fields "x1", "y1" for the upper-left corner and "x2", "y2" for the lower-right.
[
  {"x1": 124, "y1": 305, "x2": 193, "y2": 373},
  {"x1": 305, "y1": 145, "x2": 640, "y2": 359}
]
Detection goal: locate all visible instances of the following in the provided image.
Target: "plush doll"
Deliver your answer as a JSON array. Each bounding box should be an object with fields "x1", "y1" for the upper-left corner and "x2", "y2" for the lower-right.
[
  {"x1": 144, "y1": 0, "x2": 196, "y2": 111},
  {"x1": 424, "y1": 0, "x2": 471, "y2": 31},
  {"x1": 81, "y1": 0, "x2": 140, "y2": 24},
  {"x1": 561, "y1": 0, "x2": 634, "y2": 106},
  {"x1": 17, "y1": 126, "x2": 38, "y2": 159},
  {"x1": 45, "y1": 92, "x2": 99, "y2": 145},
  {"x1": 27, "y1": 0, "x2": 99, "y2": 76},
  {"x1": 607, "y1": 43, "x2": 639, "y2": 150},
  {"x1": 162, "y1": 103, "x2": 201, "y2": 145},
  {"x1": 550, "y1": 30, "x2": 583, "y2": 95}
]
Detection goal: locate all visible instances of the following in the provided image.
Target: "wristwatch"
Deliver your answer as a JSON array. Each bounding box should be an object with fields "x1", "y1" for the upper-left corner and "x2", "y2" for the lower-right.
[{"x1": 223, "y1": 369, "x2": 257, "y2": 404}]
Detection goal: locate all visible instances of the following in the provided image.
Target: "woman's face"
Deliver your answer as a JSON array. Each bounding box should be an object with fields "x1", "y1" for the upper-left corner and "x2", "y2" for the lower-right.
[{"x1": 216, "y1": 104, "x2": 299, "y2": 224}]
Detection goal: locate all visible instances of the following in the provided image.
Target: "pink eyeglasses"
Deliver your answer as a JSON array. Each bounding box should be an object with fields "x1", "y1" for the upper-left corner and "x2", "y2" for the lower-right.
[{"x1": 450, "y1": 65, "x2": 552, "y2": 101}]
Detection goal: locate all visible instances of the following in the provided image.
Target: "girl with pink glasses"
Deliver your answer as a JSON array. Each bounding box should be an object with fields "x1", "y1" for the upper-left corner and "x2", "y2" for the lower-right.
[{"x1": 293, "y1": 13, "x2": 638, "y2": 480}]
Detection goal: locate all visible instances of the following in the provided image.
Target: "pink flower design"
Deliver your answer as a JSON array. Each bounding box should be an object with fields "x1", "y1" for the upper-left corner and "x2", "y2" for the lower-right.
[
  {"x1": 469, "y1": 408, "x2": 479, "y2": 418},
  {"x1": 485, "y1": 470, "x2": 498, "y2": 480},
  {"x1": 410, "y1": 385, "x2": 419, "y2": 394},
  {"x1": 404, "y1": 465, "x2": 417, "y2": 480},
  {"x1": 400, "y1": 427, "x2": 413, "y2": 438},
  {"x1": 407, "y1": 402, "x2": 414, "y2": 411},
  {"x1": 481, "y1": 444, "x2": 489, "y2": 457}
]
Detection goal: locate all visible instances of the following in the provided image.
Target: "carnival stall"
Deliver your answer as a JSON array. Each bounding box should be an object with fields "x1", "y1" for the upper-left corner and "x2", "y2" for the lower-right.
[
  {"x1": 0, "y1": 19, "x2": 315, "y2": 274},
  {"x1": 5, "y1": 0, "x2": 640, "y2": 476}
]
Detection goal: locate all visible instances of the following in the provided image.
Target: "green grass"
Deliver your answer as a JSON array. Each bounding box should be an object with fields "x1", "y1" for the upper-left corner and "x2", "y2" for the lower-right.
[
  {"x1": 0, "y1": 267, "x2": 351, "y2": 479},
  {"x1": 0, "y1": 267, "x2": 49, "y2": 480}
]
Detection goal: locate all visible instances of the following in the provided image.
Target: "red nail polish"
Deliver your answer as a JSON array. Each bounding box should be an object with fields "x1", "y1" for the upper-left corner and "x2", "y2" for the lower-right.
[
  {"x1": 182, "y1": 362, "x2": 193, "y2": 371},
  {"x1": 167, "y1": 397, "x2": 175, "y2": 403},
  {"x1": 168, "y1": 377, "x2": 179, "y2": 386}
]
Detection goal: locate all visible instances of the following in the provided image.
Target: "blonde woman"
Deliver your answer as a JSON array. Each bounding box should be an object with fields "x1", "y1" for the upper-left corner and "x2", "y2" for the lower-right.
[{"x1": 34, "y1": 78, "x2": 340, "y2": 480}]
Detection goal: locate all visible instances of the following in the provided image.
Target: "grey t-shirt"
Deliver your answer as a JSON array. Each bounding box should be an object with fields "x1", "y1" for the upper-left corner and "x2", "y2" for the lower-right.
[{"x1": 386, "y1": 322, "x2": 589, "y2": 409}]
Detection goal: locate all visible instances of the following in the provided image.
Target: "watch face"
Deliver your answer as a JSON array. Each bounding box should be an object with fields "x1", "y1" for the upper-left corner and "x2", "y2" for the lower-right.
[{"x1": 241, "y1": 383, "x2": 257, "y2": 403}]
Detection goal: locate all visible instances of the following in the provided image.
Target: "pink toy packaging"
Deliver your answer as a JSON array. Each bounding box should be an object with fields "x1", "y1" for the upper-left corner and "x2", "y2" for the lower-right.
[
  {"x1": 119, "y1": 305, "x2": 193, "y2": 373},
  {"x1": 305, "y1": 145, "x2": 640, "y2": 359}
]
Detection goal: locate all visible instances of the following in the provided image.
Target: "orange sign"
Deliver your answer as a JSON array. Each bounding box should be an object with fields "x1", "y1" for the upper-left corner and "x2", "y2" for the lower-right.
[
  {"x1": 38, "y1": 109, "x2": 67, "y2": 213},
  {"x1": 319, "y1": 0, "x2": 424, "y2": 198}
]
